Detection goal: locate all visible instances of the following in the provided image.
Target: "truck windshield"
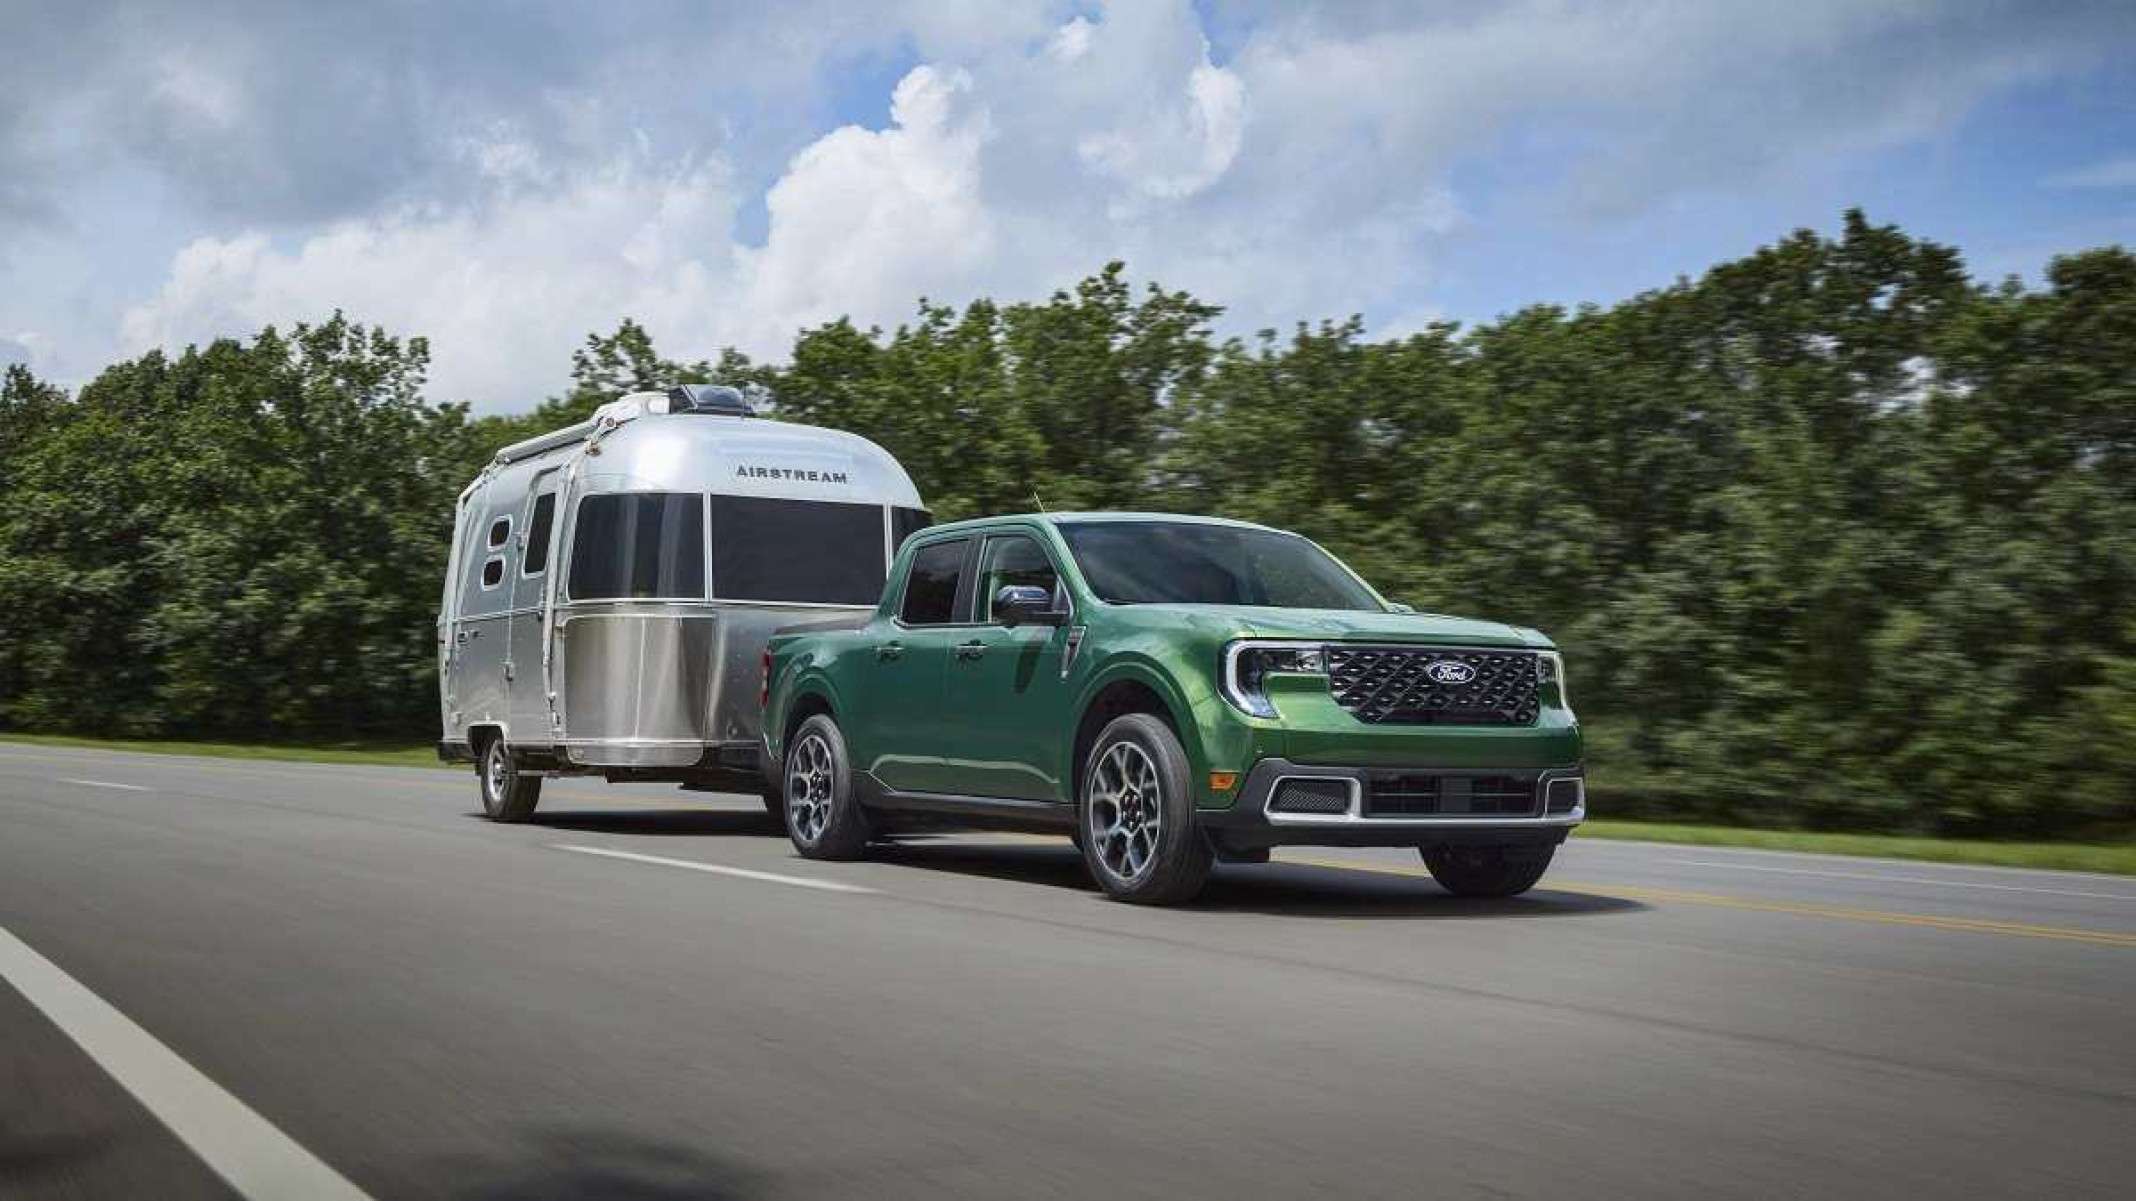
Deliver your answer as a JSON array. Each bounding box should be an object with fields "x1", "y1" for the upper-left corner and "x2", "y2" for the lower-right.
[{"x1": 1059, "y1": 521, "x2": 1383, "y2": 610}]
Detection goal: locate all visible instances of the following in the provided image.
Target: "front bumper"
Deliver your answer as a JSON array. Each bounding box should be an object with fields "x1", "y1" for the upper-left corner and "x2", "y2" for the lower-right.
[{"x1": 1195, "y1": 756, "x2": 1584, "y2": 851}]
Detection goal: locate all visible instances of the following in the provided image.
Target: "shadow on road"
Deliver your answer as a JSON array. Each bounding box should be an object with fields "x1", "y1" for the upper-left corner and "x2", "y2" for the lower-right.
[
  {"x1": 875, "y1": 840, "x2": 1647, "y2": 920},
  {"x1": 433, "y1": 1127, "x2": 766, "y2": 1200},
  {"x1": 516, "y1": 809, "x2": 786, "y2": 838}
]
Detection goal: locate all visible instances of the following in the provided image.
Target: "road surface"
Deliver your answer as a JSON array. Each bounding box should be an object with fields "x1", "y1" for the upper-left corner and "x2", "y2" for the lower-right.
[{"x1": 2, "y1": 741, "x2": 2132, "y2": 1200}]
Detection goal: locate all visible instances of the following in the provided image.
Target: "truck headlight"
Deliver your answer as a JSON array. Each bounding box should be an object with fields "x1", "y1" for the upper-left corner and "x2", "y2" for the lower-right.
[
  {"x1": 1222, "y1": 641, "x2": 1327, "y2": 718},
  {"x1": 1537, "y1": 651, "x2": 1571, "y2": 713}
]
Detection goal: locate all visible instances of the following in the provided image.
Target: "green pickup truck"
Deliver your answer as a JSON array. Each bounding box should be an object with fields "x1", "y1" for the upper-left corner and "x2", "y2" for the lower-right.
[{"x1": 761, "y1": 513, "x2": 1583, "y2": 904}]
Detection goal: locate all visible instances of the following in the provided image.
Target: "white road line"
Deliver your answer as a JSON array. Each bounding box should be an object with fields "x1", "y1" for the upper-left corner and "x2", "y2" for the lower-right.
[
  {"x1": 58, "y1": 778, "x2": 152, "y2": 792},
  {"x1": 553, "y1": 844, "x2": 879, "y2": 893},
  {"x1": 0, "y1": 925, "x2": 374, "y2": 1201},
  {"x1": 1668, "y1": 858, "x2": 2136, "y2": 901}
]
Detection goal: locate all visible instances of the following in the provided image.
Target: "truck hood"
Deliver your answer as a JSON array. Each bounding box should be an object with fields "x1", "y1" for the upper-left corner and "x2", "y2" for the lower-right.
[{"x1": 1136, "y1": 605, "x2": 1550, "y2": 648}]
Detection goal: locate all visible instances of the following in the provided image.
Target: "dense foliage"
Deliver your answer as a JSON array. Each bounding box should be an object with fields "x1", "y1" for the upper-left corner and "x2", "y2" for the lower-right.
[{"x1": 3, "y1": 212, "x2": 2131, "y2": 835}]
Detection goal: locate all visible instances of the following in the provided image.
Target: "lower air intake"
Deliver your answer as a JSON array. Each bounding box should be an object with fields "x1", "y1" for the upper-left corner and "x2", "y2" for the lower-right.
[{"x1": 1270, "y1": 778, "x2": 1352, "y2": 815}]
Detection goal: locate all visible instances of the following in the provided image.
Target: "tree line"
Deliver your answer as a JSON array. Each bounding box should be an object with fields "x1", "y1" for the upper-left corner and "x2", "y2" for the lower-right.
[{"x1": 2, "y1": 210, "x2": 2131, "y2": 836}]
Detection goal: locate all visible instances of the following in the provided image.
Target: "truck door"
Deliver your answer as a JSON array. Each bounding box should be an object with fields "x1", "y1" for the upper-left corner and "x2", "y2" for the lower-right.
[
  {"x1": 848, "y1": 536, "x2": 971, "y2": 794},
  {"x1": 506, "y1": 469, "x2": 562, "y2": 741},
  {"x1": 940, "y1": 532, "x2": 1079, "y2": 801}
]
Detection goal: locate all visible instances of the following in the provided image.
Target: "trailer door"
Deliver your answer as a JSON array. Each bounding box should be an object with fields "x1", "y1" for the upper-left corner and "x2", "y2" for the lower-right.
[
  {"x1": 507, "y1": 469, "x2": 563, "y2": 741},
  {"x1": 441, "y1": 479, "x2": 491, "y2": 733}
]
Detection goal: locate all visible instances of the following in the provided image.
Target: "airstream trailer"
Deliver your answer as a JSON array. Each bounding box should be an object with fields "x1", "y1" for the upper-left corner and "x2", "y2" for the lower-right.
[{"x1": 437, "y1": 384, "x2": 929, "y2": 822}]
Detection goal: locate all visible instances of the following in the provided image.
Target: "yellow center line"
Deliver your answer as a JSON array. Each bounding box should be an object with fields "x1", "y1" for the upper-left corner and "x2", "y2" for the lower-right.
[{"x1": 1279, "y1": 855, "x2": 2136, "y2": 949}]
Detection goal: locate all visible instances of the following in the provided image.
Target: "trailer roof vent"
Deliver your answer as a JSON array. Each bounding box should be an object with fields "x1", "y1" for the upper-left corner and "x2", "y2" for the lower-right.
[{"x1": 666, "y1": 383, "x2": 753, "y2": 416}]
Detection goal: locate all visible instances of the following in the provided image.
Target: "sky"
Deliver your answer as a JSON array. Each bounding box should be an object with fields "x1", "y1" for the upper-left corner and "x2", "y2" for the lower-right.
[{"x1": 3, "y1": 0, "x2": 2134, "y2": 413}]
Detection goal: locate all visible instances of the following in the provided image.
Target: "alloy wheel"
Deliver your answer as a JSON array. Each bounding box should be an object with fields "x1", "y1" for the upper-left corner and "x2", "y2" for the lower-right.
[
  {"x1": 1088, "y1": 741, "x2": 1162, "y2": 884},
  {"x1": 483, "y1": 743, "x2": 508, "y2": 811},
  {"x1": 786, "y1": 733, "x2": 834, "y2": 844}
]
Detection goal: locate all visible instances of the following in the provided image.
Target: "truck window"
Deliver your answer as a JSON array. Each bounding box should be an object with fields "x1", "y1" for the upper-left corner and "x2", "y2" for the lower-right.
[
  {"x1": 568, "y1": 492, "x2": 706, "y2": 600},
  {"x1": 899, "y1": 539, "x2": 968, "y2": 625},
  {"x1": 1060, "y1": 521, "x2": 1382, "y2": 610},
  {"x1": 976, "y1": 534, "x2": 1060, "y2": 621},
  {"x1": 521, "y1": 493, "x2": 556, "y2": 577},
  {"x1": 709, "y1": 496, "x2": 885, "y2": 605}
]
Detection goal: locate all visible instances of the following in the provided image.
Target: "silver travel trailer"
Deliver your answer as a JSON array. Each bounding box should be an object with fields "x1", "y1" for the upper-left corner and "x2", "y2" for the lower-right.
[{"x1": 437, "y1": 385, "x2": 929, "y2": 821}]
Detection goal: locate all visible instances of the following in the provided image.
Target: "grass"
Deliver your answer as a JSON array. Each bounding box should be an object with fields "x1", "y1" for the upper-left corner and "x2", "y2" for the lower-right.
[
  {"x1": 8, "y1": 730, "x2": 2134, "y2": 876},
  {"x1": 0, "y1": 731, "x2": 443, "y2": 769},
  {"x1": 1576, "y1": 819, "x2": 2136, "y2": 875}
]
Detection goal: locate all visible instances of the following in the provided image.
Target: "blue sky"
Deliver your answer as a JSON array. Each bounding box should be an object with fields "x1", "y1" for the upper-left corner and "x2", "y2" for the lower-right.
[{"x1": 3, "y1": 0, "x2": 2133, "y2": 410}]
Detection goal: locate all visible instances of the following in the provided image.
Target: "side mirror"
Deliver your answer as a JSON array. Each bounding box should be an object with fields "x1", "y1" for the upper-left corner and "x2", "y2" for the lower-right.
[
  {"x1": 995, "y1": 584, "x2": 1065, "y2": 627},
  {"x1": 1387, "y1": 601, "x2": 1416, "y2": 614}
]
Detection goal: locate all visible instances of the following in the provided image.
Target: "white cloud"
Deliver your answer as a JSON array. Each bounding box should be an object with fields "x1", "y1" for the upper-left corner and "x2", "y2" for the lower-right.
[
  {"x1": 121, "y1": 150, "x2": 742, "y2": 407},
  {"x1": 1, "y1": 334, "x2": 38, "y2": 370},
  {"x1": 1079, "y1": 62, "x2": 1246, "y2": 204},
  {"x1": 117, "y1": 65, "x2": 998, "y2": 408},
  {"x1": 66, "y1": 0, "x2": 2136, "y2": 410},
  {"x1": 729, "y1": 66, "x2": 996, "y2": 350}
]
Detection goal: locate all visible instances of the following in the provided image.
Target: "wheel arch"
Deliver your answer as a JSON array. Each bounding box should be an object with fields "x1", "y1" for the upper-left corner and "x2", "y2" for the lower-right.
[
  {"x1": 777, "y1": 684, "x2": 840, "y2": 765},
  {"x1": 1065, "y1": 662, "x2": 1202, "y2": 805}
]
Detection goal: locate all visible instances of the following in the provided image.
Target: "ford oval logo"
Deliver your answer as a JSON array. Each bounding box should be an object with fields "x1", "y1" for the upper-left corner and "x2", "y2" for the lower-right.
[{"x1": 1426, "y1": 660, "x2": 1476, "y2": 686}]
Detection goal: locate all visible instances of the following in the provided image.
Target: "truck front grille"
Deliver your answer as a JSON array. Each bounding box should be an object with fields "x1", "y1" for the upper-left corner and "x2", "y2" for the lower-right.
[
  {"x1": 1326, "y1": 646, "x2": 1541, "y2": 726},
  {"x1": 1363, "y1": 773, "x2": 1540, "y2": 818}
]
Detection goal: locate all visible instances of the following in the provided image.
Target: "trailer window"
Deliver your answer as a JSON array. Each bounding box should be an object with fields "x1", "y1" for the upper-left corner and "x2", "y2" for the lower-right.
[
  {"x1": 568, "y1": 493, "x2": 706, "y2": 600},
  {"x1": 892, "y1": 506, "x2": 933, "y2": 552},
  {"x1": 709, "y1": 496, "x2": 886, "y2": 605},
  {"x1": 521, "y1": 493, "x2": 556, "y2": 577},
  {"x1": 487, "y1": 516, "x2": 511, "y2": 549}
]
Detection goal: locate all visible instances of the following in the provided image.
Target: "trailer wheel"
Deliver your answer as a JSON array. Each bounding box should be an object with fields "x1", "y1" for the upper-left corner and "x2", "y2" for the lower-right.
[{"x1": 478, "y1": 736, "x2": 542, "y2": 823}]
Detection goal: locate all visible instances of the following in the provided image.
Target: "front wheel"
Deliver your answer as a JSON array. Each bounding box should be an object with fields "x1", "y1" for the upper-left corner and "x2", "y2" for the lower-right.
[
  {"x1": 478, "y1": 736, "x2": 541, "y2": 823},
  {"x1": 1420, "y1": 844, "x2": 1554, "y2": 897},
  {"x1": 784, "y1": 715, "x2": 871, "y2": 860},
  {"x1": 1079, "y1": 714, "x2": 1213, "y2": 905}
]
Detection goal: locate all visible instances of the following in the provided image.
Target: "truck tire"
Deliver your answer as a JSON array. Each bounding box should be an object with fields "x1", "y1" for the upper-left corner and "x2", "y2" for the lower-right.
[
  {"x1": 784, "y1": 715, "x2": 871, "y2": 860},
  {"x1": 1078, "y1": 713, "x2": 1213, "y2": 905},
  {"x1": 1421, "y1": 844, "x2": 1554, "y2": 897},
  {"x1": 478, "y1": 736, "x2": 542, "y2": 823}
]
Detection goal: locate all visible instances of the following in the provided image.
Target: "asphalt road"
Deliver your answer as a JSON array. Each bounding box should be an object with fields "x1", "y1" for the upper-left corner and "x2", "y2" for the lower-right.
[{"x1": 2, "y1": 742, "x2": 2132, "y2": 1201}]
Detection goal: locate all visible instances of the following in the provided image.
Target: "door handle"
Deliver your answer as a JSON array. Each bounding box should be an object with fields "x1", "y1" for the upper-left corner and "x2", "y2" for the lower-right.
[
  {"x1": 876, "y1": 641, "x2": 904, "y2": 661},
  {"x1": 954, "y1": 640, "x2": 986, "y2": 660},
  {"x1": 456, "y1": 630, "x2": 470, "y2": 644}
]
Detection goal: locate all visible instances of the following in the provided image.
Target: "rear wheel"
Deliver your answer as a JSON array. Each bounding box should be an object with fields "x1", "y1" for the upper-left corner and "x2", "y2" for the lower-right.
[
  {"x1": 477, "y1": 736, "x2": 541, "y2": 823},
  {"x1": 1079, "y1": 714, "x2": 1213, "y2": 905},
  {"x1": 1420, "y1": 844, "x2": 1554, "y2": 897},
  {"x1": 785, "y1": 715, "x2": 871, "y2": 860}
]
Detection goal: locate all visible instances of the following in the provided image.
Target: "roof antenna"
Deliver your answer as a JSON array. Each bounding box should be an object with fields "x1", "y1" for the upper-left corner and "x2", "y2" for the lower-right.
[{"x1": 1032, "y1": 490, "x2": 1049, "y2": 514}]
